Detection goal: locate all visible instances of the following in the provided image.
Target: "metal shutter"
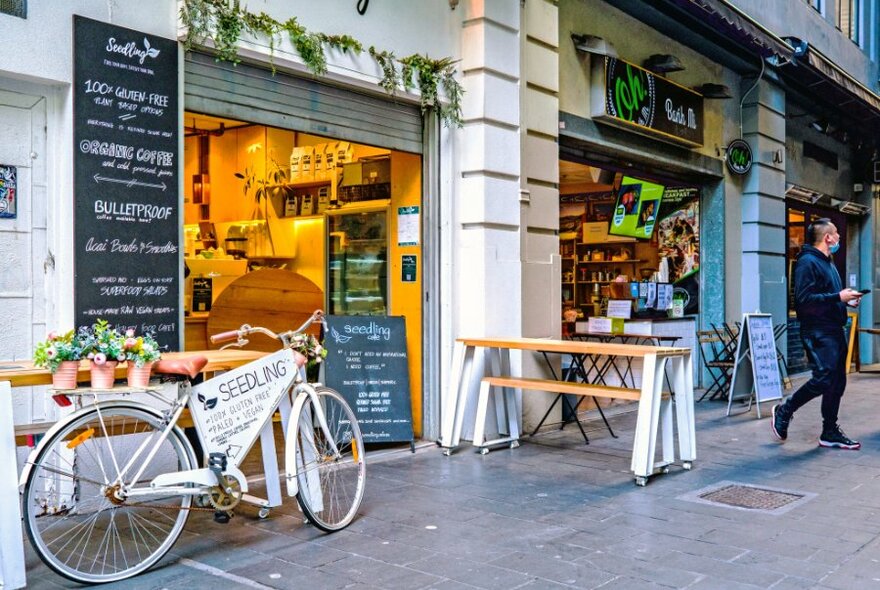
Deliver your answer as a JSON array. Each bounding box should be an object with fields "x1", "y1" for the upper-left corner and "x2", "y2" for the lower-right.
[{"x1": 184, "y1": 52, "x2": 423, "y2": 154}]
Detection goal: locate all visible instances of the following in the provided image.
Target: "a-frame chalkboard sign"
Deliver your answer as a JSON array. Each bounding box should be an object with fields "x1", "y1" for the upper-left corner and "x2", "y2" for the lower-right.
[
  {"x1": 727, "y1": 313, "x2": 784, "y2": 418},
  {"x1": 323, "y1": 315, "x2": 414, "y2": 445}
]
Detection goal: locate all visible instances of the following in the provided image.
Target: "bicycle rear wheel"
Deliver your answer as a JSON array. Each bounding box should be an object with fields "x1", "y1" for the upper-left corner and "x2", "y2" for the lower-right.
[
  {"x1": 293, "y1": 386, "x2": 366, "y2": 531},
  {"x1": 22, "y1": 404, "x2": 196, "y2": 584}
]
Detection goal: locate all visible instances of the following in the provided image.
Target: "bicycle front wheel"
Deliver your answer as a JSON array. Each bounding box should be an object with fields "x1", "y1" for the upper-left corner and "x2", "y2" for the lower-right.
[
  {"x1": 22, "y1": 404, "x2": 196, "y2": 584},
  {"x1": 293, "y1": 386, "x2": 366, "y2": 531}
]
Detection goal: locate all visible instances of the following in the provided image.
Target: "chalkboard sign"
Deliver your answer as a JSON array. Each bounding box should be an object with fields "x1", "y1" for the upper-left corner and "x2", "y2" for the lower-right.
[
  {"x1": 73, "y1": 16, "x2": 180, "y2": 348},
  {"x1": 323, "y1": 315, "x2": 413, "y2": 443},
  {"x1": 727, "y1": 313, "x2": 783, "y2": 417}
]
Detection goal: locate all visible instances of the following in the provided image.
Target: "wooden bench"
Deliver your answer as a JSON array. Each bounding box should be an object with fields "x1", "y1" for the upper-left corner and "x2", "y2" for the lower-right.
[{"x1": 473, "y1": 376, "x2": 657, "y2": 453}]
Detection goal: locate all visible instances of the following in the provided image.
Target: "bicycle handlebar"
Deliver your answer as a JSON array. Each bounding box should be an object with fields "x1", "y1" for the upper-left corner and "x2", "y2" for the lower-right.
[
  {"x1": 209, "y1": 330, "x2": 241, "y2": 344},
  {"x1": 209, "y1": 310, "x2": 326, "y2": 349}
]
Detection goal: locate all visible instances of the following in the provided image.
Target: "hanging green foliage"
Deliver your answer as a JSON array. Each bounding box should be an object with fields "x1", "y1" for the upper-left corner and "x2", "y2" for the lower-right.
[{"x1": 180, "y1": 0, "x2": 463, "y2": 127}]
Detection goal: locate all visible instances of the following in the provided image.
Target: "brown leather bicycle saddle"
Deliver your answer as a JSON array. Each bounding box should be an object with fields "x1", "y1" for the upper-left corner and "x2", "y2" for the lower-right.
[{"x1": 153, "y1": 356, "x2": 208, "y2": 379}]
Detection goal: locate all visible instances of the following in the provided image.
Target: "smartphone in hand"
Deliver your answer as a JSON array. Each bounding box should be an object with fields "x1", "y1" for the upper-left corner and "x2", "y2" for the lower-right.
[{"x1": 857, "y1": 288, "x2": 871, "y2": 294}]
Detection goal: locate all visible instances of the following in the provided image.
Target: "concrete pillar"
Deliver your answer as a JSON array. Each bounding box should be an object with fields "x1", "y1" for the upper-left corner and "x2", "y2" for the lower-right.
[
  {"x1": 740, "y1": 77, "x2": 787, "y2": 325},
  {"x1": 454, "y1": 1, "x2": 523, "y2": 440},
  {"x1": 457, "y1": 0, "x2": 522, "y2": 335}
]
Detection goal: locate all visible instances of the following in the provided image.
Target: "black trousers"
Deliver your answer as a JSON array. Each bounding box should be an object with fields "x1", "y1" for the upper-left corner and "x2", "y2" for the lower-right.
[{"x1": 785, "y1": 324, "x2": 847, "y2": 430}]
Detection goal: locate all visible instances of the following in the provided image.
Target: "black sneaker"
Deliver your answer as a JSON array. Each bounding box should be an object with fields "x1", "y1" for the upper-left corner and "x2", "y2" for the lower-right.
[
  {"x1": 771, "y1": 403, "x2": 791, "y2": 441},
  {"x1": 819, "y1": 425, "x2": 861, "y2": 450}
]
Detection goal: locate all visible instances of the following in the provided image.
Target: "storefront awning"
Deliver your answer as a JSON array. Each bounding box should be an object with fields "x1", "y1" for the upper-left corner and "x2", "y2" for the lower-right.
[
  {"x1": 793, "y1": 46, "x2": 880, "y2": 125},
  {"x1": 667, "y1": 0, "x2": 795, "y2": 61},
  {"x1": 665, "y1": 0, "x2": 880, "y2": 130}
]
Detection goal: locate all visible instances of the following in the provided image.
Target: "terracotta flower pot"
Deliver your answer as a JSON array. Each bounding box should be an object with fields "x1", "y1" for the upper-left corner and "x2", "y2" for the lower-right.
[
  {"x1": 90, "y1": 360, "x2": 118, "y2": 389},
  {"x1": 52, "y1": 360, "x2": 80, "y2": 390},
  {"x1": 127, "y1": 362, "x2": 154, "y2": 388}
]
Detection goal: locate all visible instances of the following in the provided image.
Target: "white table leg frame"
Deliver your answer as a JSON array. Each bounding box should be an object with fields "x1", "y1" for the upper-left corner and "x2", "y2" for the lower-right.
[
  {"x1": 472, "y1": 378, "x2": 520, "y2": 454},
  {"x1": 0, "y1": 380, "x2": 26, "y2": 589},
  {"x1": 630, "y1": 353, "x2": 695, "y2": 486},
  {"x1": 472, "y1": 347, "x2": 520, "y2": 454},
  {"x1": 442, "y1": 343, "x2": 477, "y2": 455}
]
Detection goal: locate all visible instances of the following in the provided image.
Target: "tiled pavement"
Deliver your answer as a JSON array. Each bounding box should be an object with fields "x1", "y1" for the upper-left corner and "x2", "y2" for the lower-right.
[{"x1": 22, "y1": 371, "x2": 880, "y2": 589}]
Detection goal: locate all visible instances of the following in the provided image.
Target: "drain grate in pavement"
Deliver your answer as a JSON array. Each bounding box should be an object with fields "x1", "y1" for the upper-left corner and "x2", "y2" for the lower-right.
[
  {"x1": 700, "y1": 484, "x2": 802, "y2": 510},
  {"x1": 677, "y1": 480, "x2": 816, "y2": 515}
]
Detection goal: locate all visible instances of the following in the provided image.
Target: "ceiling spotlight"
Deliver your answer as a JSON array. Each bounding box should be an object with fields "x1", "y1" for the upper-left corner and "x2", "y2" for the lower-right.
[
  {"x1": 695, "y1": 83, "x2": 732, "y2": 99},
  {"x1": 642, "y1": 54, "x2": 685, "y2": 74},
  {"x1": 571, "y1": 34, "x2": 618, "y2": 57}
]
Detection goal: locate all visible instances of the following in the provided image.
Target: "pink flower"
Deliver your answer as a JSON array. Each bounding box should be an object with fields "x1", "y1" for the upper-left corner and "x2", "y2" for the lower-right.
[
  {"x1": 125, "y1": 329, "x2": 135, "y2": 338},
  {"x1": 125, "y1": 337, "x2": 137, "y2": 349},
  {"x1": 47, "y1": 331, "x2": 57, "y2": 341},
  {"x1": 93, "y1": 352, "x2": 107, "y2": 365},
  {"x1": 87, "y1": 352, "x2": 95, "y2": 360},
  {"x1": 46, "y1": 346, "x2": 58, "y2": 359}
]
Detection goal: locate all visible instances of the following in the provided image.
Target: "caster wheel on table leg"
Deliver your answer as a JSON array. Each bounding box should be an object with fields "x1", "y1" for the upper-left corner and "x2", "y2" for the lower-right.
[
  {"x1": 443, "y1": 449, "x2": 452, "y2": 457},
  {"x1": 682, "y1": 461, "x2": 692, "y2": 470},
  {"x1": 635, "y1": 476, "x2": 648, "y2": 487},
  {"x1": 510, "y1": 441, "x2": 520, "y2": 449},
  {"x1": 660, "y1": 466, "x2": 670, "y2": 474},
  {"x1": 479, "y1": 448, "x2": 490, "y2": 455},
  {"x1": 258, "y1": 507, "x2": 270, "y2": 519}
]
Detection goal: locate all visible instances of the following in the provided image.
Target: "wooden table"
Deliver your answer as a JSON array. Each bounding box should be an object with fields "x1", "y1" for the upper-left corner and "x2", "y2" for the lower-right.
[
  {"x1": 438, "y1": 337, "x2": 695, "y2": 485},
  {"x1": 0, "y1": 349, "x2": 265, "y2": 590}
]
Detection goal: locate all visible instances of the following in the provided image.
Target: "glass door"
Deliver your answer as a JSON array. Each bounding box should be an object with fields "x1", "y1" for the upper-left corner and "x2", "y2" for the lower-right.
[{"x1": 327, "y1": 208, "x2": 388, "y2": 316}]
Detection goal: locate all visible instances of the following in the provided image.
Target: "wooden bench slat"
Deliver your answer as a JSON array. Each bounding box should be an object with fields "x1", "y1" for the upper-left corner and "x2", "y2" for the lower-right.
[{"x1": 482, "y1": 376, "x2": 641, "y2": 401}]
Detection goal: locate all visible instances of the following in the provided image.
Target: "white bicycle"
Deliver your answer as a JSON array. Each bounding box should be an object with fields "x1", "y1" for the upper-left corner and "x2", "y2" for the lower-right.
[{"x1": 20, "y1": 310, "x2": 366, "y2": 584}]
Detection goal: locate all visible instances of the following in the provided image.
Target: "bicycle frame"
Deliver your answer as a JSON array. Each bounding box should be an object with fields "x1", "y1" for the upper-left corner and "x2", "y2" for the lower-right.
[{"x1": 20, "y1": 349, "x2": 338, "y2": 511}]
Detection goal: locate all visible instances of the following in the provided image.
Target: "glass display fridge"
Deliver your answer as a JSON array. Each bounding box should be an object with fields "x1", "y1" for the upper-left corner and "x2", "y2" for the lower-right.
[{"x1": 326, "y1": 206, "x2": 388, "y2": 316}]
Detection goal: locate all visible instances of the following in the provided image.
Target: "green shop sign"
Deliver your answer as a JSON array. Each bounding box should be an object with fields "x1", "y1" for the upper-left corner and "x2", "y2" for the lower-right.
[
  {"x1": 591, "y1": 56, "x2": 704, "y2": 148},
  {"x1": 725, "y1": 139, "x2": 752, "y2": 175}
]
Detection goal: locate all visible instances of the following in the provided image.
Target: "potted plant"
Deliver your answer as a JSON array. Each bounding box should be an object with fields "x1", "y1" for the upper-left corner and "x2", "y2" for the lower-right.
[
  {"x1": 79, "y1": 319, "x2": 126, "y2": 389},
  {"x1": 234, "y1": 157, "x2": 297, "y2": 255},
  {"x1": 123, "y1": 330, "x2": 162, "y2": 387},
  {"x1": 33, "y1": 330, "x2": 84, "y2": 389},
  {"x1": 290, "y1": 332, "x2": 327, "y2": 382}
]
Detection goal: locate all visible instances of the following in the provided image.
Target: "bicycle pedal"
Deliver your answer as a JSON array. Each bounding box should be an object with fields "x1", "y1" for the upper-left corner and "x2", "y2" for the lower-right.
[{"x1": 213, "y1": 510, "x2": 232, "y2": 524}]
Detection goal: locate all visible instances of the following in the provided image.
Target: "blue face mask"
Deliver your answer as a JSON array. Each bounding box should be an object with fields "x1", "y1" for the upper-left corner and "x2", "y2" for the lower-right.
[{"x1": 830, "y1": 241, "x2": 840, "y2": 254}]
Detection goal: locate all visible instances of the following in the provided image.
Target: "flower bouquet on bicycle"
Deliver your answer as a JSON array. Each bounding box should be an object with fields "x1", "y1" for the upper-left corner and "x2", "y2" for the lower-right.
[{"x1": 20, "y1": 310, "x2": 366, "y2": 584}]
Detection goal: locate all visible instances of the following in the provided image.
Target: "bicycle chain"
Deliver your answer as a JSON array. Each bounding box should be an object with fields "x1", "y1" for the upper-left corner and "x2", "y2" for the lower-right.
[
  {"x1": 109, "y1": 476, "x2": 243, "y2": 513},
  {"x1": 123, "y1": 499, "x2": 217, "y2": 512}
]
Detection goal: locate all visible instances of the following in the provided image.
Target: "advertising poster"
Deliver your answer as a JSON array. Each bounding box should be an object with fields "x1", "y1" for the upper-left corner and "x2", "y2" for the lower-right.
[
  {"x1": 655, "y1": 187, "x2": 700, "y2": 314},
  {"x1": 609, "y1": 176, "x2": 664, "y2": 238}
]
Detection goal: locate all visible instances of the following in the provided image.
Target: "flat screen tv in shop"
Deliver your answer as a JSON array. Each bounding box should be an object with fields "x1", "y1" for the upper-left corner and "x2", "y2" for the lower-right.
[{"x1": 608, "y1": 175, "x2": 665, "y2": 239}]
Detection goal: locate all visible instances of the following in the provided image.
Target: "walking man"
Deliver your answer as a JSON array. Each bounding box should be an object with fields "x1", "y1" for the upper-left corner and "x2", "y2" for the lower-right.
[{"x1": 772, "y1": 218, "x2": 864, "y2": 449}]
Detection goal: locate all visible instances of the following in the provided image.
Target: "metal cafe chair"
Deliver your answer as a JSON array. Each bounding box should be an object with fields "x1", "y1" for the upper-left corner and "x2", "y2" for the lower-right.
[
  {"x1": 697, "y1": 330, "x2": 736, "y2": 401},
  {"x1": 773, "y1": 323, "x2": 792, "y2": 389}
]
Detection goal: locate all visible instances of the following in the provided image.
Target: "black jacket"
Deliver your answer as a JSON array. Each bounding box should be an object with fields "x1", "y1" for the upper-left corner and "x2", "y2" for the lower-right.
[{"x1": 793, "y1": 245, "x2": 847, "y2": 327}]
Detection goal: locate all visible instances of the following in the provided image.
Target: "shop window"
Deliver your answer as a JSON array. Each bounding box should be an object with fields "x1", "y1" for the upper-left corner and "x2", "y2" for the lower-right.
[
  {"x1": 0, "y1": 0, "x2": 26, "y2": 18},
  {"x1": 837, "y1": 0, "x2": 861, "y2": 44},
  {"x1": 558, "y1": 159, "x2": 700, "y2": 328},
  {"x1": 182, "y1": 111, "x2": 422, "y2": 351}
]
